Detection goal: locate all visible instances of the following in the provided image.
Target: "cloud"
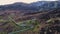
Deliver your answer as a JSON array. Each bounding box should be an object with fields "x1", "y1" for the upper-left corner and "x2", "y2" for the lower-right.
[{"x1": 0, "y1": 0, "x2": 38, "y2": 5}]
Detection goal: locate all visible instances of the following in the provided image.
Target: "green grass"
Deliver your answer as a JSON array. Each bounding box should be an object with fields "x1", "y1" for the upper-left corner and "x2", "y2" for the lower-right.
[{"x1": 0, "y1": 16, "x2": 40, "y2": 34}]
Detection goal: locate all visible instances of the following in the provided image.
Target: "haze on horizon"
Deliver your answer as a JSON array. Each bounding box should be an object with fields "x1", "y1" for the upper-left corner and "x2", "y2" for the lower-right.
[{"x1": 0, "y1": 0, "x2": 57, "y2": 5}]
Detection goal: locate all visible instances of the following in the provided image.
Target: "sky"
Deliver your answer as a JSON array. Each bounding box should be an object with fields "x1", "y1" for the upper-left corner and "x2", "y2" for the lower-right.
[{"x1": 0, "y1": 0, "x2": 58, "y2": 5}]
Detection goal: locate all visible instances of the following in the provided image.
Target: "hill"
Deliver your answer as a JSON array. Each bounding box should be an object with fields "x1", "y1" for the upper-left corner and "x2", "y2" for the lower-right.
[{"x1": 0, "y1": 1, "x2": 60, "y2": 34}]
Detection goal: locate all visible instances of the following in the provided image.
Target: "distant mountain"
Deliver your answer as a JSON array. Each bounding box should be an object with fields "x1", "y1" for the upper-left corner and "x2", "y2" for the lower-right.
[
  {"x1": 30, "y1": 1, "x2": 60, "y2": 11},
  {"x1": 0, "y1": 1, "x2": 60, "y2": 11}
]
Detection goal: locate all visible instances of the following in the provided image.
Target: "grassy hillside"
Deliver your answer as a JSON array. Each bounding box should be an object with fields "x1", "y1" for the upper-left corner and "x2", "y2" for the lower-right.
[
  {"x1": 0, "y1": 1, "x2": 60, "y2": 34},
  {"x1": 0, "y1": 8, "x2": 60, "y2": 34}
]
